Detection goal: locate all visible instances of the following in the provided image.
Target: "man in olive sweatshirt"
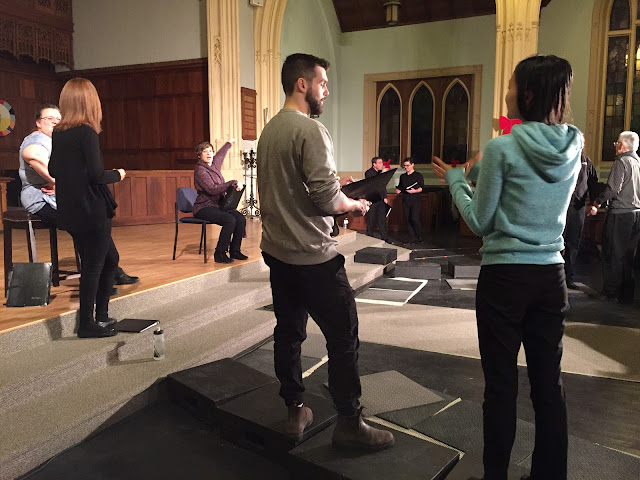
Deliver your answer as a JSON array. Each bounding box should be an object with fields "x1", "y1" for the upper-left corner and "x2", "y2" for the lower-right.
[{"x1": 257, "y1": 53, "x2": 394, "y2": 451}]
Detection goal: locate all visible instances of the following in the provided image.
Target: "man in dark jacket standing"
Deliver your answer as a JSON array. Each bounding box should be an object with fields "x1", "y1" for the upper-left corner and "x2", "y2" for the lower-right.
[
  {"x1": 588, "y1": 131, "x2": 640, "y2": 303},
  {"x1": 564, "y1": 152, "x2": 599, "y2": 289},
  {"x1": 364, "y1": 156, "x2": 391, "y2": 243}
]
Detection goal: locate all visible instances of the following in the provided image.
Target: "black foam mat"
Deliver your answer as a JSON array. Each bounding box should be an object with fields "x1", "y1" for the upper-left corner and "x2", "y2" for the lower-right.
[
  {"x1": 446, "y1": 452, "x2": 529, "y2": 480},
  {"x1": 289, "y1": 423, "x2": 460, "y2": 480},
  {"x1": 376, "y1": 391, "x2": 457, "y2": 429},
  {"x1": 413, "y1": 400, "x2": 534, "y2": 465},
  {"x1": 518, "y1": 434, "x2": 640, "y2": 480},
  {"x1": 237, "y1": 348, "x2": 319, "y2": 378}
]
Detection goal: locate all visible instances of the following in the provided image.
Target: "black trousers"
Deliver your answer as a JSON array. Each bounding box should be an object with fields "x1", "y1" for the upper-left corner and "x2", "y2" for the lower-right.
[
  {"x1": 476, "y1": 264, "x2": 568, "y2": 480},
  {"x1": 601, "y1": 211, "x2": 640, "y2": 300},
  {"x1": 71, "y1": 220, "x2": 119, "y2": 324},
  {"x1": 562, "y1": 205, "x2": 585, "y2": 283},
  {"x1": 194, "y1": 207, "x2": 246, "y2": 254},
  {"x1": 34, "y1": 203, "x2": 57, "y2": 225},
  {"x1": 366, "y1": 201, "x2": 389, "y2": 240},
  {"x1": 403, "y1": 198, "x2": 422, "y2": 241},
  {"x1": 262, "y1": 251, "x2": 361, "y2": 416}
]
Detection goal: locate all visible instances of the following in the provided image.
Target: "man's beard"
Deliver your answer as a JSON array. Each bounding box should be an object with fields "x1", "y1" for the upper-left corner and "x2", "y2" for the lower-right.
[{"x1": 306, "y1": 90, "x2": 324, "y2": 117}]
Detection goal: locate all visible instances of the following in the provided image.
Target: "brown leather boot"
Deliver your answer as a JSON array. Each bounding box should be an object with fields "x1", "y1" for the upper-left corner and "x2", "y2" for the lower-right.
[
  {"x1": 283, "y1": 405, "x2": 313, "y2": 440},
  {"x1": 332, "y1": 407, "x2": 395, "y2": 451}
]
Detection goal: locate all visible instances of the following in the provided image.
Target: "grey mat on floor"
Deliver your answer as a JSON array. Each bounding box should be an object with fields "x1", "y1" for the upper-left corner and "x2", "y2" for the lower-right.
[
  {"x1": 358, "y1": 370, "x2": 444, "y2": 416},
  {"x1": 518, "y1": 434, "x2": 640, "y2": 480},
  {"x1": 236, "y1": 348, "x2": 319, "y2": 379},
  {"x1": 260, "y1": 332, "x2": 328, "y2": 360},
  {"x1": 370, "y1": 277, "x2": 424, "y2": 291},
  {"x1": 356, "y1": 288, "x2": 415, "y2": 303},
  {"x1": 376, "y1": 391, "x2": 458, "y2": 429},
  {"x1": 413, "y1": 399, "x2": 534, "y2": 465}
]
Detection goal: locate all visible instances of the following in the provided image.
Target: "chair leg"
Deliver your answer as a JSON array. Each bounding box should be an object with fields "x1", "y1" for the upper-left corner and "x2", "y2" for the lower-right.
[
  {"x1": 49, "y1": 227, "x2": 60, "y2": 287},
  {"x1": 4, "y1": 223, "x2": 12, "y2": 297},
  {"x1": 73, "y1": 240, "x2": 82, "y2": 274},
  {"x1": 173, "y1": 221, "x2": 179, "y2": 260},
  {"x1": 199, "y1": 227, "x2": 204, "y2": 255},
  {"x1": 26, "y1": 229, "x2": 34, "y2": 262},
  {"x1": 203, "y1": 224, "x2": 207, "y2": 263}
]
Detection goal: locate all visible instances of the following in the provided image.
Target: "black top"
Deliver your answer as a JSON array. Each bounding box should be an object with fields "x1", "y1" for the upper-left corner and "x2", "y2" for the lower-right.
[
  {"x1": 50, "y1": 125, "x2": 121, "y2": 232},
  {"x1": 396, "y1": 171, "x2": 424, "y2": 202},
  {"x1": 364, "y1": 167, "x2": 388, "y2": 201},
  {"x1": 570, "y1": 153, "x2": 599, "y2": 209}
]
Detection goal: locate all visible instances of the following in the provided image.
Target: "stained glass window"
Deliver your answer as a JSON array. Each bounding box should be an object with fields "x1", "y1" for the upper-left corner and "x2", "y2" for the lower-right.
[
  {"x1": 442, "y1": 82, "x2": 468, "y2": 164},
  {"x1": 378, "y1": 87, "x2": 401, "y2": 165},
  {"x1": 610, "y1": 0, "x2": 630, "y2": 30},
  {"x1": 410, "y1": 85, "x2": 434, "y2": 164},
  {"x1": 603, "y1": 36, "x2": 630, "y2": 162}
]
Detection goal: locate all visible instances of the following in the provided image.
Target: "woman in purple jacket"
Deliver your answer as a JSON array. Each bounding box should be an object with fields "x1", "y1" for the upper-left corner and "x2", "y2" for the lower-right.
[{"x1": 193, "y1": 140, "x2": 247, "y2": 263}]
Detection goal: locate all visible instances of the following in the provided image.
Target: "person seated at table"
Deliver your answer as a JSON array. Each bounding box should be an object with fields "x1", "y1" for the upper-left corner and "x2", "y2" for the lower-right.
[{"x1": 193, "y1": 140, "x2": 247, "y2": 264}]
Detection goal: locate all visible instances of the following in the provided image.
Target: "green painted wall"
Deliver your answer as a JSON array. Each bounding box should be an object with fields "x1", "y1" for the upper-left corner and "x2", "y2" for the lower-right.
[
  {"x1": 538, "y1": 0, "x2": 596, "y2": 135},
  {"x1": 335, "y1": 15, "x2": 497, "y2": 172},
  {"x1": 281, "y1": 0, "x2": 340, "y2": 147}
]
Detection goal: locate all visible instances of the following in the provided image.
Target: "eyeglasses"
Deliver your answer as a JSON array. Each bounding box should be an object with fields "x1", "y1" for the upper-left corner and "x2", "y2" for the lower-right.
[
  {"x1": 613, "y1": 141, "x2": 621, "y2": 147},
  {"x1": 403, "y1": 164, "x2": 411, "y2": 167},
  {"x1": 41, "y1": 116, "x2": 61, "y2": 122}
]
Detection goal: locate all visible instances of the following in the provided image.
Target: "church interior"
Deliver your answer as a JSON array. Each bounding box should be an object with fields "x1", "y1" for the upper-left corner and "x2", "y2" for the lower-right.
[{"x1": 0, "y1": 1, "x2": 639, "y2": 479}]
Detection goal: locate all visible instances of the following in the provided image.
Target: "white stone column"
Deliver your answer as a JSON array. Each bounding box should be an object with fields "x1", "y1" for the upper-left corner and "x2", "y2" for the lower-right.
[
  {"x1": 254, "y1": 0, "x2": 288, "y2": 134},
  {"x1": 493, "y1": 0, "x2": 542, "y2": 136},
  {"x1": 206, "y1": 0, "x2": 243, "y2": 178}
]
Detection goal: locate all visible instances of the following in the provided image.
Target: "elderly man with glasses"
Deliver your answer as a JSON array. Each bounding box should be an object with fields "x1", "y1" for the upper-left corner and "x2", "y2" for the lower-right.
[
  {"x1": 588, "y1": 131, "x2": 640, "y2": 303},
  {"x1": 18, "y1": 103, "x2": 139, "y2": 290}
]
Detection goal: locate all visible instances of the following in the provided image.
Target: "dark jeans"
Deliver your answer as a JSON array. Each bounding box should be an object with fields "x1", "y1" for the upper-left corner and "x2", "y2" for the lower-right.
[
  {"x1": 366, "y1": 201, "x2": 389, "y2": 240},
  {"x1": 194, "y1": 207, "x2": 246, "y2": 253},
  {"x1": 262, "y1": 251, "x2": 361, "y2": 416},
  {"x1": 71, "y1": 220, "x2": 119, "y2": 324},
  {"x1": 403, "y1": 198, "x2": 422, "y2": 241},
  {"x1": 563, "y1": 205, "x2": 585, "y2": 283},
  {"x1": 601, "y1": 211, "x2": 640, "y2": 300},
  {"x1": 476, "y1": 264, "x2": 568, "y2": 480}
]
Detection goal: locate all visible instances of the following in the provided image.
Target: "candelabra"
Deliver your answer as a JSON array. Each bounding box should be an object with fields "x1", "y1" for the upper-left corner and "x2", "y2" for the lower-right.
[{"x1": 241, "y1": 149, "x2": 260, "y2": 217}]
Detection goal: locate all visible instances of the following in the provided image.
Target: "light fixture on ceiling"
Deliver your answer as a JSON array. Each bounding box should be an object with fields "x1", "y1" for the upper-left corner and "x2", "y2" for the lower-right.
[{"x1": 384, "y1": 0, "x2": 401, "y2": 26}]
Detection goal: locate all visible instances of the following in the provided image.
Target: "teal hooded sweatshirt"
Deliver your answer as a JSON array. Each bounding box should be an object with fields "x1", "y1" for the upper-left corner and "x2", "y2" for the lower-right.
[{"x1": 445, "y1": 122, "x2": 584, "y2": 265}]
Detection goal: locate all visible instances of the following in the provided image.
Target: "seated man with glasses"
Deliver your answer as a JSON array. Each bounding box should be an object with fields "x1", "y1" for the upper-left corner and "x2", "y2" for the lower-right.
[{"x1": 18, "y1": 103, "x2": 139, "y2": 289}]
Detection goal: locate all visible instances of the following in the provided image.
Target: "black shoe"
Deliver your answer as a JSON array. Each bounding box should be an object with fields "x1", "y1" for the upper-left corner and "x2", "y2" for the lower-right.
[
  {"x1": 78, "y1": 323, "x2": 117, "y2": 338},
  {"x1": 96, "y1": 317, "x2": 117, "y2": 328},
  {"x1": 214, "y1": 251, "x2": 234, "y2": 264},
  {"x1": 110, "y1": 287, "x2": 119, "y2": 296},
  {"x1": 114, "y1": 270, "x2": 140, "y2": 285},
  {"x1": 229, "y1": 251, "x2": 248, "y2": 260},
  {"x1": 566, "y1": 281, "x2": 579, "y2": 290}
]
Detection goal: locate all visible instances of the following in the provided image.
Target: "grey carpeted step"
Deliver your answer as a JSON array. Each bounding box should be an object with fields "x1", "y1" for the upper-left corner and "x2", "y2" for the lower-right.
[{"x1": 0, "y1": 307, "x2": 278, "y2": 480}]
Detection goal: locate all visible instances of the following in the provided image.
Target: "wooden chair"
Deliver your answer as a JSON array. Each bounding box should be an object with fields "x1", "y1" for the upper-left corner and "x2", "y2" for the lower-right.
[{"x1": 172, "y1": 187, "x2": 214, "y2": 263}]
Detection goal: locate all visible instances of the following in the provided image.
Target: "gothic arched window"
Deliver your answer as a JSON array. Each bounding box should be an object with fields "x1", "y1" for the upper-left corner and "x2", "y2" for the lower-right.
[
  {"x1": 378, "y1": 86, "x2": 401, "y2": 164},
  {"x1": 410, "y1": 84, "x2": 434, "y2": 163},
  {"x1": 442, "y1": 81, "x2": 469, "y2": 164},
  {"x1": 601, "y1": 0, "x2": 640, "y2": 161}
]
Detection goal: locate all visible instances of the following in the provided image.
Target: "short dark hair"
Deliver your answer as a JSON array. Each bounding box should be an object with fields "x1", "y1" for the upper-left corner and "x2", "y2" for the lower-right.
[
  {"x1": 371, "y1": 156, "x2": 383, "y2": 165},
  {"x1": 35, "y1": 103, "x2": 59, "y2": 121},
  {"x1": 195, "y1": 141, "x2": 213, "y2": 157},
  {"x1": 281, "y1": 53, "x2": 330, "y2": 96},
  {"x1": 402, "y1": 157, "x2": 414, "y2": 165},
  {"x1": 514, "y1": 55, "x2": 572, "y2": 125}
]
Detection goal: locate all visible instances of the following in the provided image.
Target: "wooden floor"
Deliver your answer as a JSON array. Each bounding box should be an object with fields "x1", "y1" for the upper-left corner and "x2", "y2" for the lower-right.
[{"x1": 0, "y1": 219, "x2": 273, "y2": 335}]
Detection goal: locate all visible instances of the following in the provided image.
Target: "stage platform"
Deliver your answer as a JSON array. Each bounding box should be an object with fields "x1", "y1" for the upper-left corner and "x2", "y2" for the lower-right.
[{"x1": 0, "y1": 221, "x2": 269, "y2": 335}]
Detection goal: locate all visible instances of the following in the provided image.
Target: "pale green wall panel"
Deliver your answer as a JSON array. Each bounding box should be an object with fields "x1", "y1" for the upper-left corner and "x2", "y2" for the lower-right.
[
  {"x1": 336, "y1": 15, "x2": 496, "y2": 171},
  {"x1": 539, "y1": 0, "x2": 596, "y2": 136}
]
